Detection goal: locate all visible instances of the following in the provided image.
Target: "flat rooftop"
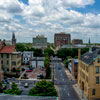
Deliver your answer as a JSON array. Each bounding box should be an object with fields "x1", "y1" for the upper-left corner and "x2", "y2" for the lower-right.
[{"x1": 0, "y1": 94, "x2": 57, "y2": 100}]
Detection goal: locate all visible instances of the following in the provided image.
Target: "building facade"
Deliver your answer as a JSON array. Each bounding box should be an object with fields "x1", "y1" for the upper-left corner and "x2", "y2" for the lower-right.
[
  {"x1": 0, "y1": 59, "x2": 3, "y2": 81},
  {"x1": 22, "y1": 51, "x2": 33, "y2": 65},
  {"x1": 78, "y1": 49, "x2": 100, "y2": 100},
  {"x1": 30, "y1": 57, "x2": 45, "y2": 69},
  {"x1": 32, "y1": 35, "x2": 47, "y2": 49},
  {"x1": 0, "y1": 46, "x2": 21, "y2": 73},
  {"x1": 71, "y1": 59, "x2": 78, "y2": 80},
  {"x1": 72, "y1": 39, "x2": 83, "y2": 45},
  {"x1": 54, "y1": 32, "x2": 71, "y2": 47}
]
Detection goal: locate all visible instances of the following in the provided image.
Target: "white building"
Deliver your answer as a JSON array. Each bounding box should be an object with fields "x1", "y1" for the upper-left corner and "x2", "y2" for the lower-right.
[
  {"x1": 32, "y1": 35, "x2": 47, "y2": 49},
  {"x1": 30, "y1": 57, "x2": 45, "y2": 69},
  {"x1": 22, "y1": 51, "x2": 34, "y2": 64}
]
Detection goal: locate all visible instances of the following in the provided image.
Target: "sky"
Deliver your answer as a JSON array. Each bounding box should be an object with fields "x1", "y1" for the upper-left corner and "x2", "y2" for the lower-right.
[{"x1": 0, "y1": 0, "x2": 100, "y2": 43}]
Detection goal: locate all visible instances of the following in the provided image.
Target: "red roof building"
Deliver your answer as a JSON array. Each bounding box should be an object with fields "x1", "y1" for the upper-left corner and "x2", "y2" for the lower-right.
[{"x1": 0, "y1": 46, "x2": 17, "y2": 53}]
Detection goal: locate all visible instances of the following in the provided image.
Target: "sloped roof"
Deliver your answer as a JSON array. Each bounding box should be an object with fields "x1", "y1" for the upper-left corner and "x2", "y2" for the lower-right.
[
  {"x1": 0, "y1": 46, "x2": 16, "y2": 53},
  {"x1": 80, "y1": 49, "x2": 100, "y2": 65}
]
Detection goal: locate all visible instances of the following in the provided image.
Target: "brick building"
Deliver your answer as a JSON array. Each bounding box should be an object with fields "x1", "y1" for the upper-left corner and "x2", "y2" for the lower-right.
[
  {"x1": 54, "y1": 32, "x2": 71, "y2": 47},
  {"x1": 71, "y1": 59, "x2": 78, "y2": 80},
  {"x1": 72, "y1": 39, "x2": 83, "y2": 45}
]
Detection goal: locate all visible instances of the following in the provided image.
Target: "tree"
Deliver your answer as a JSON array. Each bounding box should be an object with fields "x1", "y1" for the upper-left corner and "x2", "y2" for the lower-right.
[
  {"x1": 11, "y1": 82, "x2": 18, "y2": 90},
  {"x1": 23, "y1": 73, "x2": 28, "y2": 79},
  {"x1": 16, "y1": 43, "x2": 28, "y2": 51},
  {"x1": 44, "y1": 56, "x2": 51, "y2": 79},
  {"x1": 11, "y1": 68, "x2": 16, "y2": 72},
  {"x1": 0, "y1": 82, "x2": 3, "y2": 93},
  {"x1": 4, "y1": 82, "x2": 22, "y2": 95},
  {"x1": 44, "y1": 48, "x2": 54, "y2": 56},
  {"x1": 28, "y1": 80, "x2": 58, "y2": 96}
]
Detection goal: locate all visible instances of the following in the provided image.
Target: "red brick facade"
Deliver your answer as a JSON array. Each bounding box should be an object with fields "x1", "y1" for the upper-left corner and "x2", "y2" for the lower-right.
[
  {"x1": 54, "y1": 32, "x2": 71, "y2": 47},
  {"x1": 71, "y1": 59, "x2": 78, "y2": 80},
  {"x1": 72, "y1": 39, "x2": 83, "y2": 45}
]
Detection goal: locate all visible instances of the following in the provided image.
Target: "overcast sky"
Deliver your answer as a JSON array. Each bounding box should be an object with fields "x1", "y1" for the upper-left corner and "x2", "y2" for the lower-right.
[{"x1": 0, "y1": 0, "x2": 100, "y2": 43}]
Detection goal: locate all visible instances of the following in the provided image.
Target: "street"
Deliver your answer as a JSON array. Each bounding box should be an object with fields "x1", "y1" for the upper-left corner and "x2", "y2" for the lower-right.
[{"x1": 54, "y1": 63, "x2": 79, "y2": 100}]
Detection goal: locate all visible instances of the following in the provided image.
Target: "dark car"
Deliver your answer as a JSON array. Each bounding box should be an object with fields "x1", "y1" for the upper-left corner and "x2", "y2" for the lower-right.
[
  {"x1": 24, "y1": 83, "x2": 29, "y2": 88},
  {"x1": 58, "y1": 67, "x2": 61, "y2": 70}
]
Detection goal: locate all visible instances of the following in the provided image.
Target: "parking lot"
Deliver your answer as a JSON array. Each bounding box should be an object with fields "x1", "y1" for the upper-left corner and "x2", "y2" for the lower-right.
[{"x1": 26, "y1": 68, "x2": 46, "y2": 79}]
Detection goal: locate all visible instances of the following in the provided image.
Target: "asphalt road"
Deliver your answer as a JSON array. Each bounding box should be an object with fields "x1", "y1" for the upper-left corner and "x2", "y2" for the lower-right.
[{"x1": 54, "y1": 63, "x2": 79, "y2": 100}]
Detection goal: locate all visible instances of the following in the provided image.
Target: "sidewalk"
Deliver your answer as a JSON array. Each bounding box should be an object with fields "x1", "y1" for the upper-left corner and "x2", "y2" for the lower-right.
[
  {"x1": 73, "y1": 84, "x2": 88, "y2": 100},
  {"x1": 61, "y1": 63, "x2": 75, "y2": 81}
]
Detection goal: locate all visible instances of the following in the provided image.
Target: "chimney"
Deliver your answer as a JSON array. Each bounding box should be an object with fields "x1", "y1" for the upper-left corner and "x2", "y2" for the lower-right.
[{"x1": 78, "y1": 48, "x2": 81, "y2": 59}]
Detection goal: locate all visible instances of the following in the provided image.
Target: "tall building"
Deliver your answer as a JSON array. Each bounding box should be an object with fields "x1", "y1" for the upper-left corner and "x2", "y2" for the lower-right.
[
  {"x1": 72, "y1": 39, "x2": 83, "y2": 45},
  {"x1": 12, "y1": 32, "x2": 16, "y2": 45},
  {"x1": 32, "y1": 35, "x2": 47, "y2": 49},
  {"x1": 88, "y1": 38, "x2": 91, "y2": 45},
  {"x1": 78, "y1": 49, "x2": 100, "y2": 100},
  {"x1": 54, "y1": 32, "x2": 71, "y2": 47},
  {"x1": 0, "y1": 46, "x2": 21, "y2": 73}
]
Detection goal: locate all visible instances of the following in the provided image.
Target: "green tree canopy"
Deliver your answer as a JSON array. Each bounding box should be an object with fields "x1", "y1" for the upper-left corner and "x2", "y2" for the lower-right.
[
  {"x1": 44, "y1": 48, "x2": 54, "y2": 56},
  {"x1": 28, "y1": 80, "x2": 57, "y2": 96}
]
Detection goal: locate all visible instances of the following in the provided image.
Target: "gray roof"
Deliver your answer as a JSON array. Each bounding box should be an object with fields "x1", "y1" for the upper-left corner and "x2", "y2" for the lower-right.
[
  {"x1": 0, "y1": 94, "x2": 57, "y2": 100},
  {"x1": 80, "y1": 49, "x2": 100, "y2": 65}
]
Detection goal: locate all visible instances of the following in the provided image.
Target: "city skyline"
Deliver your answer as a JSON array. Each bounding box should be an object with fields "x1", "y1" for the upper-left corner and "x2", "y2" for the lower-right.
[{"x1": 0, "y1": 0, "x2": 100, "y2": 43}]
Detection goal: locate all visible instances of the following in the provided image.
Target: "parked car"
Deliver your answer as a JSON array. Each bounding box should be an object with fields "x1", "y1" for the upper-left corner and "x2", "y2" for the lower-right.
[
  {"x1": 26, "y1": 70, "x2": 32, "y2": 72},
  {"x1": 37, "y1": 74, "x2": 44, "y2": 79},
  {"x1": 58, "y1": 67, "x2": 61, "y2": 70},
  {"x1": 24, "y1": 83, "x2": 29, "y2": 88}
]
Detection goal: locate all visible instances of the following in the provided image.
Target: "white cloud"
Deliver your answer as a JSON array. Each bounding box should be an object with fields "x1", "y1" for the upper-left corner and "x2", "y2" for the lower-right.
[
  {"x1": 62, "y1": 0, "x2": 95, "y2": 8},
  {"x1": 0, "y1": 0, "x2": 100, "y2": 43}
]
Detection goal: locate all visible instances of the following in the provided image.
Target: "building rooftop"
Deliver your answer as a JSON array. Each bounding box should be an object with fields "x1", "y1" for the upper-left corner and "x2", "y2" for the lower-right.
[
  {"x1": 36, "y1": 35, "x2": 45, "y2": 38},
  {"x1": 0, "y1": 46, "x2": 16, "y2": 53},
  {"x1": 80, "y1": 49, "x2": 100, "y2": 65},
  {"x1": 0, "y1": 94, "x2": 57, "y2": 100}
]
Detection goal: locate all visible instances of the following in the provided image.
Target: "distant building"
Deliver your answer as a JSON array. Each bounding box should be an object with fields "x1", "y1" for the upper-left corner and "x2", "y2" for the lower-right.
[
  {"x1": 61, "y1": 44, "x2": 87, "y2": 49},
  {"x1": 78, "y1": 48, "x2": 100, "y2": 100},
  {"x1": 54, "y1": 32, "x2": 71, "y2": 48},
  {"x1": 0, "y1": 46, "x2": 21, "y2": 73},
  {"x1": 0, "y1": 40, "x2": 6, "y2": 49},
  {"x1": 71, "y1": 59, "x2": 78, "y2": 80},
  {"x1": 22, "y1": 51, "x2": 33, "y2": 65},
  {"x1": 32, "y1": 35, "x2": 47, "y2": 49},
  {"x1": 0, "y1": 59, "x2": 3, "y2": 81},
  {"x1": 30, "y1": 57, "x2": 45, "y2": 69},
  {"x1": 12, "y1": 32, "x2": 16, "y2": 45},
  {"x1": 4, "y1": 40, "x2": 12, "y2": 45},
  {"x1": 72, "y1": 39, "x2": 83, "y2": 45},
  {"x1": 88, "y1": 38, "x2": 91, "y2": 45}
]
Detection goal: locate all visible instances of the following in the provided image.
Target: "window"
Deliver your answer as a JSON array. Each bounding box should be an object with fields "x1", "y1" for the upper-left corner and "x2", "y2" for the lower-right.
[
  {"x1": 96, "y1": 66, "x2": 99, "y2": 73},
  {"x1": 12, "y1": 61, "x2": 16, "y2": 66},
  {"x1": 7, "y1": 54, "x2": 9, "y2": 58},
  {"x1": 98, "y1": 59, "x2": 100, "y2": 63},
  {"x1": 1, "y1": 54, "x2": 3, "y2": 58},
  {"x1": 96, "y1": 77, "x2": 99, "y2": 84},
  {"x1": 1, "y1": 60, "x2": 3, "y2": 64},
  {"x1": 7, "y1": 61, "x2": 9, "y2": 65},
  {"x1": 92, "y1": 89, "x2": 95, "y2": 95}
]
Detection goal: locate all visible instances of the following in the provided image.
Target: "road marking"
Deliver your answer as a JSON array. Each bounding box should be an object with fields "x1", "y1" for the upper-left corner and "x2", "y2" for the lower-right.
[{"x1": 68, "y1": 93, "x2": 70, "y2": 96}]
